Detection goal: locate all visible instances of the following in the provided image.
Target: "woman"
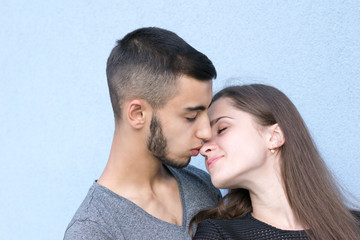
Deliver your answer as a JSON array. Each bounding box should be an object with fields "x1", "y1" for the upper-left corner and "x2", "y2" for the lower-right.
[{"x1": 191, "y1": 84, "x2": 360, "y2": 240}]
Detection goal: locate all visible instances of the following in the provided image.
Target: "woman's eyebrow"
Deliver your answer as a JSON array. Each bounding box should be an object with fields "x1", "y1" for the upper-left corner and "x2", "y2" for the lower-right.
[{"x1": 210, "y1": 116, "x2": 233, "y2": 127}]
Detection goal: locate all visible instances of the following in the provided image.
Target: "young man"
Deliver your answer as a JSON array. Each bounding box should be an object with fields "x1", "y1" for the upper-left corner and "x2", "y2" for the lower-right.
[{"x1": 64, "y1": 27, "x2": 221, "y2": 239}]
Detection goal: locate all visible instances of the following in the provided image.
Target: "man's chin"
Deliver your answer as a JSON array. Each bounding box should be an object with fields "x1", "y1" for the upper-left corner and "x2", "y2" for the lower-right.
[{"x1": 157, "y1": 156, "x2": 191, "y2": 169}]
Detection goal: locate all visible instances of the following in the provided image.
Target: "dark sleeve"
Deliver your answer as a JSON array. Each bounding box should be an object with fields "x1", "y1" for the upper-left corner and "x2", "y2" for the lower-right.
[
  {"x1": 64, "y1": 220, "x2": 123, "y2": 240},
  {"x1": 193, "y1": 219, "x2": 223, "y2": 240}
]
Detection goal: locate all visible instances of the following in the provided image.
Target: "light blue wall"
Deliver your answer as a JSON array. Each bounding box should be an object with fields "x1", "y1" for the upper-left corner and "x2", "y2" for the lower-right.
[{"x1": 1, "y1": 1, "x2": 359, "y2": 239}]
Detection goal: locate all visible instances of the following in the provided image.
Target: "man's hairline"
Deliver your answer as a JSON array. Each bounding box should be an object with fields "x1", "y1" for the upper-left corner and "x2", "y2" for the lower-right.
[
  {"x1": 159, "y1": 74, "x2": 213, "y2": 111},
  {"x1": 114, "y1": 74, "x2": 213, "y2": 123}
]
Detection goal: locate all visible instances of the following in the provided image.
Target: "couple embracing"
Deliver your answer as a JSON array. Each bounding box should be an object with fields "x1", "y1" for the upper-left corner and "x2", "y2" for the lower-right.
[{"x1": 64, "y1": 27, "x2": 360, "y2": 240}]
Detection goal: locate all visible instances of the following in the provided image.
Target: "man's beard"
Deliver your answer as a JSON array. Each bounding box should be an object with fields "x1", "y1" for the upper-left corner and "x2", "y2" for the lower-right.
[{"x1": 146, "y1": 114, "x2": 190, "y2": 169}]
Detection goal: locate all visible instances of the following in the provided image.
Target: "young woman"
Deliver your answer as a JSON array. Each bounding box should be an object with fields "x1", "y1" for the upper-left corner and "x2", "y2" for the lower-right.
[{"x1": 191, "y1": 84, "x2": 360, "y2": 240}]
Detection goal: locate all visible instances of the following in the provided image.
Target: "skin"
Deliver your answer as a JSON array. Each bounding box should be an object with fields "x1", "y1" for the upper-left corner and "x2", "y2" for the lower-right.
[
  {"x1": 202, "y1": 98, "x2": 270, "y2": 189},
  {"x1": 151, "y1": 76, "x2": 213, "y2": 168},
  {"x1": 200, "y1": 97, "x2": 304, "y2": 230},
  {"x1": 98, "y1": 75, "x2": 212, "y2": 226}
]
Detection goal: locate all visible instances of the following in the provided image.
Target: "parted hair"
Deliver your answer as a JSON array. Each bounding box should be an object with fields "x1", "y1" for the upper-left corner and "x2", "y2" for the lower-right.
[
  {"x1": 191, "y1": 84, "x2": 360, "y2": 240},
  {"x1": 106, "y1": 27, "x2": 217, "y2": 122}
]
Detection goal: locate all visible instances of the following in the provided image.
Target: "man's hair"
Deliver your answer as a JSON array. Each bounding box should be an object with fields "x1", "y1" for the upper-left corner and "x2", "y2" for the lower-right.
[{"x1": 106, "y1": 27, "x2": 217, "y2": 122}]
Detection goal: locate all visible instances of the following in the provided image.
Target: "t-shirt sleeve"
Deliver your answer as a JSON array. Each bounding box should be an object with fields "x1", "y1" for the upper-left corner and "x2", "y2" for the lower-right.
[
  {"x1": 64, "y1": 220, "x2": 124, "y2": 240},
  {"x1": 193, "y1": 219, "x2": 223, "y2": 240}
]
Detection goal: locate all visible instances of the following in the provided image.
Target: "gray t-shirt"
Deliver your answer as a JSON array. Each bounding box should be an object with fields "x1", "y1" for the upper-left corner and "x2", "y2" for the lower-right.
[{"x1": 64, "y1": 165, "x2": 221, "y2": 240}]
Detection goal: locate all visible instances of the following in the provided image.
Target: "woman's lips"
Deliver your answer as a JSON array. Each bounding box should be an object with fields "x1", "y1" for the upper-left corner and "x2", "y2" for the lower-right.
[{"x1": 207, "y1": 156, "x2": 223, "y2": 169}]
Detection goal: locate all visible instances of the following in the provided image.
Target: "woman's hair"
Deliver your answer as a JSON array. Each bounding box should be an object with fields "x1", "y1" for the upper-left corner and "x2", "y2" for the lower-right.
[{"x1": 191, "y1": 84, "x2": 360, "y2": 239}]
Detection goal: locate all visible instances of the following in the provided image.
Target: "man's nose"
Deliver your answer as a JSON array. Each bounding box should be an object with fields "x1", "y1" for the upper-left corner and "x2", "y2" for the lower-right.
[{"x1": 195, "y1": 116, "x2": 212, "y2": 141}]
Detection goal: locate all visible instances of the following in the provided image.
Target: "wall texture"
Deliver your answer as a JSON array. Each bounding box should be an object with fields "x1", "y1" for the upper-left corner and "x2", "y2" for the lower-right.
[{"x1": 1, "y1": 1, "x2": 359, "y2": 239}]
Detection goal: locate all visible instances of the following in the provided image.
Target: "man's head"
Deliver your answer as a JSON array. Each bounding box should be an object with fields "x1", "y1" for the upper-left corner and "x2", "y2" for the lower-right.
[
  {"x1": 106, "y1": 27, "x2": 216, "y2": 122},
  {"x1": 106, "y1": 27, "x2": 216, "y2": 168}
]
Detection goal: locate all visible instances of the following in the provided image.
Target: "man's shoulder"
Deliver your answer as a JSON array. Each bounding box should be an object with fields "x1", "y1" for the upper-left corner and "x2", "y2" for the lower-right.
[
  {"x1": 170, "y1": 164, "x2": 222, "y2": 203},
  {"x1": 67, "y1": 182, "x2": 139, "y2": 220},
  {"x1": 64, "y1": 219, "x2": 119, "y2": 240},
  {"x1": 64, "y1": 182, "x2": 193, "y2": 240},
  {"x1": 174, "y1": 164, "x2": 210, "y2": 179},
  {"x1": 64, "y1": 183, "x2": 128, "y2": 239},
  {"x1": 170, "y1": 164, "x2": 215, "y2": 189}
]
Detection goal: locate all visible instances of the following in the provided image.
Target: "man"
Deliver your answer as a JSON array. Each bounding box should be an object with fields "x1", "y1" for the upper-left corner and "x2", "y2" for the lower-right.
[{"x1": 64, "y1": 27, "x2": 221, "y2": 239}]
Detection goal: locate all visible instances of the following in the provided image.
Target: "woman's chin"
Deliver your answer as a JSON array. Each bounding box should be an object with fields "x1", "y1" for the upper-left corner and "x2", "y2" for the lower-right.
[{"x1": 211, "y1": 177, "x2": 227, "y2": 189}]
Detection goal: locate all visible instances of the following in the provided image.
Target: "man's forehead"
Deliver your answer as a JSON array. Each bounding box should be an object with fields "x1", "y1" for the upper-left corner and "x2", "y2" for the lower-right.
[{"x1": 162, "y1": 76, "x2": 213, "y2": 111}]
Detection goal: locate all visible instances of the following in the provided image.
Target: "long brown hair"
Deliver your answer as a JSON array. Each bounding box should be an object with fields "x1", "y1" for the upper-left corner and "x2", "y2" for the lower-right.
[{"x1": 191, "y1": 84, "x2": 360, "y2": 239}]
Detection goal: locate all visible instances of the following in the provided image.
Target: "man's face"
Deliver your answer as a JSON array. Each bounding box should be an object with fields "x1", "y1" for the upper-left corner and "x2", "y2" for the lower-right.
[{"x1": 147, "y1": 75, "x2": 213, "y2": 168}]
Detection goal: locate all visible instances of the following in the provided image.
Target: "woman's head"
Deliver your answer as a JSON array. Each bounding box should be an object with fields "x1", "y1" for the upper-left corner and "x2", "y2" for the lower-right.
[
  {"x1": 200, "y1": 95, "x2": 285, "y2": 189},
  {"x1": 201, "y1": 84, "x2": 308, "y2": 189},
  {"x1": 192, "y1": 84, "x2": 360, "y2": 240}
]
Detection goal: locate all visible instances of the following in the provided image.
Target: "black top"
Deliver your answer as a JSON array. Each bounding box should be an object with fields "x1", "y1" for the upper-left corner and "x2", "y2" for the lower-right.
[
  {"x1": 193, "y1": 213, "x2": 309, "y2": 240},
  {"x1": 194, "y1": 211, "x2": 360, "y2": 240}
]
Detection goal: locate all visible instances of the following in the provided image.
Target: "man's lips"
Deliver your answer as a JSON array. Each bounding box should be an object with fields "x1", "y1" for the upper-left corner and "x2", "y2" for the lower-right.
[
  {"x1": 191, "y1": 146, "x2": 202, "y2": 156},
  {"x1": 206, "y1": 156, "x2": 223, "y2": 169}
]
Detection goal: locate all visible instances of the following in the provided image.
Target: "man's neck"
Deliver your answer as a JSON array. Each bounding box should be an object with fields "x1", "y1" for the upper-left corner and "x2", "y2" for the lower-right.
[
  {"x1": 98, "y1": 130, "x2": 171, "y2": 194},
  {"x1": 97, "y1": 130, "x2": 183, "y2": 226}
]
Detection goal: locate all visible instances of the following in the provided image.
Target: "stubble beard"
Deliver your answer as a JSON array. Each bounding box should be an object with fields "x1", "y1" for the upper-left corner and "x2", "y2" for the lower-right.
[{"x1": 146, "y1": 114, "x2": 190, "y2": 169}]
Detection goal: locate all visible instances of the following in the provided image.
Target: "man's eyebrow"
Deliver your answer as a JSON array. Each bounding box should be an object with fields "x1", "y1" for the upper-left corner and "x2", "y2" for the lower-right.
[
  {"x1": 185, "y1": 106, "x2": 206, "y2": 112},
  {"x1": 210, "y1": 116, "x2": 233, "y2": 127}
]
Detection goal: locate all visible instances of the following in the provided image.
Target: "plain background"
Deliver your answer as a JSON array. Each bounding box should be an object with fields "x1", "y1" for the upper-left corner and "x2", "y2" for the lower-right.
[{"x1": 1, "y1": 1, "x2": 359, "y2": 239}]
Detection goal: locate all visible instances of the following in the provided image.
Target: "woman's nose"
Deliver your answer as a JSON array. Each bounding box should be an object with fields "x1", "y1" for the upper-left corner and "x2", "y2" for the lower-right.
[{"x1": 200, "y1": 141, "x2": 216, "y2": 157}]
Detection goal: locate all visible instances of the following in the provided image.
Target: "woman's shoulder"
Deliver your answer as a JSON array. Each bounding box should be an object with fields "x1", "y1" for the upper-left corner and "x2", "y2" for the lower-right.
[
  {"x1": 196, "y1": 214, "x2": 251, "y2": 228},
  {"x1": 194, "y1": 219, "x2": 224, "y2": 239},
  {"x1": 198, "y1": 214, "x2": 251, "y2": 228},
  {"x1": 195, "y1": 213, "x2": 309, "y2": 240},
  {"x1": 194, "y1": 214, "x2": 253, "y2": 240}
]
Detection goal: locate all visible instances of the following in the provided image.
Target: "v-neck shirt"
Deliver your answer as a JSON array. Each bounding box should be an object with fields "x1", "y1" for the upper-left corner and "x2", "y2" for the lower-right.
[{"x1": 64, "y1": 165, "x2": 221, "y2": 240}]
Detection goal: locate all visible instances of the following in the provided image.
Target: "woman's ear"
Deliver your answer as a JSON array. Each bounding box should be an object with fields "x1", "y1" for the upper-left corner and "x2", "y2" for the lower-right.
[
  {"x1": 126, "y1": 99, "x2": 148, "y2": 129},
  {"x1": 268, "y1": 123, "x2": 285, "y2": 151}
]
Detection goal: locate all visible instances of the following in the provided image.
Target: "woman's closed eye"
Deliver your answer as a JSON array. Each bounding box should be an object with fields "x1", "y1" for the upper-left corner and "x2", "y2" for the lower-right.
[{"x1": 217, "y1": 127, "x2": 227, "y2": 135}]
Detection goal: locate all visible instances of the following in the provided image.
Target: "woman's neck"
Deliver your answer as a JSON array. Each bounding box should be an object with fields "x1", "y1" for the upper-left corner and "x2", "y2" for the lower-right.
[{"x1": 248, "y1": 163, "x2": 304, "y2": 230}]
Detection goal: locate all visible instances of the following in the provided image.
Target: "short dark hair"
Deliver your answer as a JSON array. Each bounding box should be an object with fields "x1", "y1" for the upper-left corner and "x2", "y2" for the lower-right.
[{"x1": 106, "y1": 27, "x2": 217, "y2": 121}]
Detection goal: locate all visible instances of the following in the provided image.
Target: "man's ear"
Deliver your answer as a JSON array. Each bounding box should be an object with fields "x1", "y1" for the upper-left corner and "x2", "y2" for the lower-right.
[
  {"x1": 267, "y1": 123, "x2": 285, "y2": 151},
  {"x1": 126, "y1": 99, "x2": 148, "y2": 129}
]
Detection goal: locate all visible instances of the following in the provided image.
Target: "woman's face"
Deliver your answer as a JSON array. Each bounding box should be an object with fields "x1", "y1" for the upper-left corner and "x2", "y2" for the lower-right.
[{"x1": 200, "y1": 97, "x2": 271, "y2": 189}]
